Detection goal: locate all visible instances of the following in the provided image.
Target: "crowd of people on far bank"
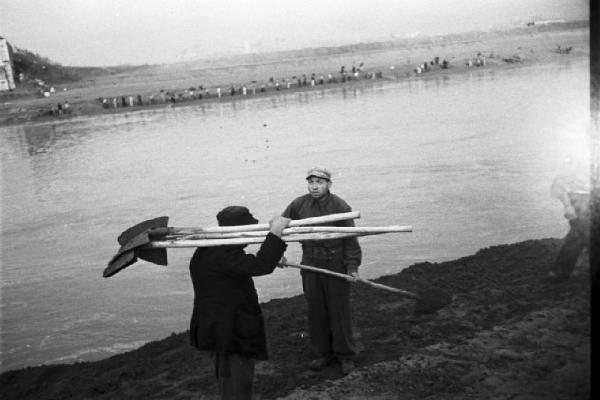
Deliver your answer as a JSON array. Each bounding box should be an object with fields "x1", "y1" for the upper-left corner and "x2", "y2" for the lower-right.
[
  {"x1": 44, "y1": 100, "x2": 71, "y2": 116},
  {"x1": 413, "y1": 56, "x2": 450, "y2": 74},
  {"x1": 96, "y1": 64, "x2": 385, "y2": 112},
  {"x1": 38, "y1": 54, "x2": 475, "y2": 119},
  {"x1": 39, "y1": 65, "x2": 383, "y2": 118}
]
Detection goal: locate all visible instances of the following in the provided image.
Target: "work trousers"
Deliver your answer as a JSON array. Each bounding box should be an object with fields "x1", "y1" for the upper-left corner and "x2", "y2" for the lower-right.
[
  {"x1": 216, "y1": 353, "x2": 255, "y2": 400},
  {"x1": 301, "y1": 271, "x2": 355, "y2": 361},
  {"x1": 551, "y1": 218, "x2": 589, "y2": 279}
]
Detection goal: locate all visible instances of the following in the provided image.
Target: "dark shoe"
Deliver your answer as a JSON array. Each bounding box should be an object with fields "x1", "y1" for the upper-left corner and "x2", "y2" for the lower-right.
[
  {"x1": 339, "y1": 359, "x2": 355, "y2": 375},
  {"x1": 309, "y1": 357, "x2": 333, "y2": 371}
]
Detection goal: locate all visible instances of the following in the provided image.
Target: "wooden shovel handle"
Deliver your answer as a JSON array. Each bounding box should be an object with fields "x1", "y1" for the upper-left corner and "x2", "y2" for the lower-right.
[
  {"x1": 176, "y1": 225, "x2": 412, "y2": 240},
  {"x1": 148, "y1": 231, "x2": 383, "y2": 248},
  {"x1": 282, "y1": 262, "x2": 417, "y2": 298},
  {"x1": 355, "y1": 277, "x2": 417, "y2": 298},
  {"x1": 283, "y1": 262, "x2": 357, "y2": 281},
  {"x1": 168, "y1": 211, "x2": 360, "y2": 234}
]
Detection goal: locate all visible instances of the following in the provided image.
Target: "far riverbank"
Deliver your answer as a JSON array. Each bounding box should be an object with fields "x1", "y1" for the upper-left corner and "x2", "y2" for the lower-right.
[{"x1": 0, "y1": 22, "x2": 588, "y2": 127}]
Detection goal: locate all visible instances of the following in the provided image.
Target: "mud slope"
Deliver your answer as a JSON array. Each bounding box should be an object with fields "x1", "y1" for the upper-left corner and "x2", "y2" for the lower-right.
[{"x1": 0, "y1": 238, "x2": 590, "y2": 400}]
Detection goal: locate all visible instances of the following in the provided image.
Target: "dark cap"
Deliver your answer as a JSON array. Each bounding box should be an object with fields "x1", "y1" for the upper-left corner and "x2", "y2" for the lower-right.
[{"x1": 216, "y1": 206, "x2": 259, "y2": 226}]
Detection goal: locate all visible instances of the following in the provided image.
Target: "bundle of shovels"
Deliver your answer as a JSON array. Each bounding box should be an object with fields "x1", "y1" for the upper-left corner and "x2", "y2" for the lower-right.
[{"x1": 105, "y1": 212, "x2": 451, "y2": 314}]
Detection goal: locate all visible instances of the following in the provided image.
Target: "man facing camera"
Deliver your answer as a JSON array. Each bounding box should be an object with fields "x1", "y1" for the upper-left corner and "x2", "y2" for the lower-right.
[{"x1": 282, "y1": 167, "x2": 362, "y2": 374}]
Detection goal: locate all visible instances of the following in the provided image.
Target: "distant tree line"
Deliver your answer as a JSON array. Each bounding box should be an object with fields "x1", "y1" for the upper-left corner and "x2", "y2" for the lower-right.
[
  {"x1": 9, "y1": 45, "x2": 133, "y2": 86},
  {"x1": 10, "y1": 46, "x2": 82, "y2": 84}
]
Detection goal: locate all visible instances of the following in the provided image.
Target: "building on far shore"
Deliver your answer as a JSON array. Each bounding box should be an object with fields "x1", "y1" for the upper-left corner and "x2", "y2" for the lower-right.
[
  {"x1": 0, "y1": 37, "x2": 16, "y2": 91},
  {"x1": 527, "y1": 18, "x2": 566, "y2": 26}
]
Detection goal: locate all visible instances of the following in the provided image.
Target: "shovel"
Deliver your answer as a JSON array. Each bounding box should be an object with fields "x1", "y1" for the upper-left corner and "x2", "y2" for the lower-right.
[
  {"x1": 282, "y1": 262, "x2": 451, "y2": 314},
  {"x1": 105, "y1": 212, "x2": 363, "y2": 277}
]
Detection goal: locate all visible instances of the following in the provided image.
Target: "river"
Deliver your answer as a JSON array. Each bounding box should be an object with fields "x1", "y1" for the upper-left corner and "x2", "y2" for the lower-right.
[{"x1": 0, "y1": 59, "x2": 589, "y2": 372}]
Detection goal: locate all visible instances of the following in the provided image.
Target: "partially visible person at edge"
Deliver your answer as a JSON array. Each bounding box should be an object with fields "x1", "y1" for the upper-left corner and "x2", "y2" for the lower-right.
[
  {"x1": 281, "y1": 167, "x2": 362, "y2": 375},
  {"x1": 188, "y1": 206, "x2": 290, "y2": 400},
  {"x1": 548, "y1": 157, "x2": 591, "y2": 282}
]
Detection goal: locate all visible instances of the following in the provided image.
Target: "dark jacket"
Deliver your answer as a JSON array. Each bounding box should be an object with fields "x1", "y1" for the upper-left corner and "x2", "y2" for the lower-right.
[
  {"x1": 282, "y1": 192, "x2": 362, "y2": 273},
  {"x1": 188, "y1": 233, "x2": 287, "y2": 359}
]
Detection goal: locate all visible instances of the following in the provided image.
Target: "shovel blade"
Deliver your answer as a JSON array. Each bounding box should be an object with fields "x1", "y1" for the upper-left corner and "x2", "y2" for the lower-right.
[
  {"x1": 104, "y1": 250, "x2": 138, "y2": 277},
  {"x1": 136, "y1": 248, "x2": 168, "y2": 266},
  {"x1": 118, "y1": 216, "x2": 169, "y2": 245},
  {"x1": 105, "y1": 216, "x2": 170, "y2": 278},
  {"x1": 413, "y1": 284, "x2": 452, "y2": 315}
]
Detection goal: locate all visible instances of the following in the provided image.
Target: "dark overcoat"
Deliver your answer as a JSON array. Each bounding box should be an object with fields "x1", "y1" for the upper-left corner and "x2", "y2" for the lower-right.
[{"x1": 188, "y1": 233, "x2": 286, "y2": 360}]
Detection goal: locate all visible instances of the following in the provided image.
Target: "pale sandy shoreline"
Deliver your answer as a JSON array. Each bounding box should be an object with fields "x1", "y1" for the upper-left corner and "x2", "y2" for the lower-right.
[{"x1": 0, "y1": 22, "x2": 589, "y2": 127}]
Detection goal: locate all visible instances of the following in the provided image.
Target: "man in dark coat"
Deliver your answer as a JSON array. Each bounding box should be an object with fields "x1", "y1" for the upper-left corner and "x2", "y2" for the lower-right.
[
  {"x1": 282, "y1": 167, "x2": 362, "y2": 375},
  {"x1": 189, "y1": 206, "x2": 290, "y2": 399}
]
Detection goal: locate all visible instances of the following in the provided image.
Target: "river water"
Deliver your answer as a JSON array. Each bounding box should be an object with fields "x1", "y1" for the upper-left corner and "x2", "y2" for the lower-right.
[{"x1": 0, "y1": 60, "x2": 590, "y2": 372}]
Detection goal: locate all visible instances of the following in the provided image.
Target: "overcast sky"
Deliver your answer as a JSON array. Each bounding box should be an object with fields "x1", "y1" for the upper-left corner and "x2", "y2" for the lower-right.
[{"x1": 0, "y1": 0, "x2": 588, "y2": 67}]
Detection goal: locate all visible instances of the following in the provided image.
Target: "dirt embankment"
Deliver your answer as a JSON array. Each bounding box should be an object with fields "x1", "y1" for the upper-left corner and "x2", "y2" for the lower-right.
[
  {"x1": 0, "y1": 22, "x2": 588, "y2": 127},
  {"x1": 0, "y1": 238, "x2": 591, "y2": 399}
]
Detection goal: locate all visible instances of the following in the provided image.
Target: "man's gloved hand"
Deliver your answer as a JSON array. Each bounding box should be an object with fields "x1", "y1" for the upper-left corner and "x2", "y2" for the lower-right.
[
  {"x1": 269, "y1": 216, "x2": 291, "y2": 237},
  {"x1": 347, "y1": 265, "x2": 359, "y2": 278}
]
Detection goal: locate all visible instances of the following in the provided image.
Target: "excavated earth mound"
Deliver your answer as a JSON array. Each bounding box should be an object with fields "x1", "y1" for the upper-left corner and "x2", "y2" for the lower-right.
[{"x1": 0, "y1": 238, "x2": 591, "y2": 399}]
